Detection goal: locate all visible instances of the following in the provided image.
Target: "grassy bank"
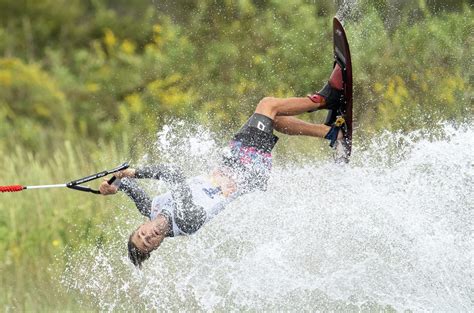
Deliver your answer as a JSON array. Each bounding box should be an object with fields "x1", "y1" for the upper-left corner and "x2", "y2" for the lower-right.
[{"x1": 0, "y1": 140, "x2": 128, "y2": 310}]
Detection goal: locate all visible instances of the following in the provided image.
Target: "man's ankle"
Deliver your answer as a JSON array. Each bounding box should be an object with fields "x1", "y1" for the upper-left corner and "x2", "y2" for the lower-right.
[{"x1": 307, "y1": 93, "x2": 326, "y2": 105}]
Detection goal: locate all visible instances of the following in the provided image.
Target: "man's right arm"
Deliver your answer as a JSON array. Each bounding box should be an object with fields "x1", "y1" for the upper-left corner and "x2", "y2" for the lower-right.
[
  {"x1": 100, "y1": 165, "x2": 185, "y2": 194},
  {"x1": 114, "y1": 165, "x2": 185, "y2": 182},
  {"x1": 102, "y1": 164, "x2": 191, "y2": 203}
]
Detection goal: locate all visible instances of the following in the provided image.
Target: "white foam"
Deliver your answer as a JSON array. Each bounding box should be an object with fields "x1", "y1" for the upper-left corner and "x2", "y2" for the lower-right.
[{"x1": 61, "y1": 122, "x2": 474, "y2": 311}]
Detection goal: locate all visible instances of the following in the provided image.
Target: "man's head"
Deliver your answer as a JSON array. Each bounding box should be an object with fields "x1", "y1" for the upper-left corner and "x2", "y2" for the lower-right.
[
  {"x1": 128, "y1": 236, "x2": 150, "y2": 268},
  {"x1": 127, "y1": 214, "x2": 170, "y2": 268}
]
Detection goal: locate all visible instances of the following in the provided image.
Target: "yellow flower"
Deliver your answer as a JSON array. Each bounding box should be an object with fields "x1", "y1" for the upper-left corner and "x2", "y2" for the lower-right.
[
  {"x1": 153, "y1": 24, "x2": 165, "y2": 47},
  {"x1": 153, "y1": 24, "x2": 162, "y2": 34},
  {"x1": 104, "y1": 28, "x2": 117, "y2": 48},
  {"x1": 52, "y1": 239, "x2": 60, "y2": 247},
  {"x1": 120, "y1": 40, "x2": 136, "y2": 55},
  {"x1": 166, "y1": 73, "x2": 182, "y2": 84},
  {"x1": 125, "y1": 93, "x2": 143, "y2": 113}
]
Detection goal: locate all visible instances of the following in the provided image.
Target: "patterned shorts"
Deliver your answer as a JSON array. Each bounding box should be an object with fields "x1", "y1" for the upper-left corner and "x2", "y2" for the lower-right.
[
  {"x1": 228, "y1": 139, "x2": 273, "y2": 172},
  {"x1": 223, "y1": 126, "x2": 278, "y2": 191}
]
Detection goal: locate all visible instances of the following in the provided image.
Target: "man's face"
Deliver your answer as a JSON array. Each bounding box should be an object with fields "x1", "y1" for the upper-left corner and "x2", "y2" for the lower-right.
[{"x1": 130, "y1": 217, "x2": 168, "y2": 253}]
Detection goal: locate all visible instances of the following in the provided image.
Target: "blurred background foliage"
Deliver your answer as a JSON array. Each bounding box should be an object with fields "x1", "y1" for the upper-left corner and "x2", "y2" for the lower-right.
[
  {"x1": 0, "y1": 0, "x2": 472, "y2": 309},
  {"x1": 0, "y1": 0, "x2": 471, "y2": 154}
]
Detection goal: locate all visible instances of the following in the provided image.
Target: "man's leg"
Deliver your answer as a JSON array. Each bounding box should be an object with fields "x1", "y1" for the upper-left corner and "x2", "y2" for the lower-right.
[
  {"x1": 252, "y1": 99, "x2": 343, "y2": 140},
  {"x1": 273, "y1": 116, "x2": 341, "y2": 139},
  {"x1": 254, "y1": 96, "x2": 323, "y2": 119},
  {"x1": 255, "y1": 64, "x2": 344, "y2": 119},
  {"x1": 240, "y1": 62, "x2": 345, "y2": 140}
]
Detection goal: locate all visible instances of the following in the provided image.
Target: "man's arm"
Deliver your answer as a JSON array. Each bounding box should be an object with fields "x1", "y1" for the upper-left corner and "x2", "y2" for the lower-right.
[
  {"x1": 99, "y1": 174, "x2": 152, "y2": 218},
  {"x1": 115, "y1": 165, "x2": 185, "y2": 185},
  {"x1": 118, "y1": 178, "x2": 152, "y2": 217},
  {"x1": 100, "y1": 164, "x2": 193, "y2": 216},
  {"x1": 132, "y1": 165, "x2": 193, "y2": 207}
]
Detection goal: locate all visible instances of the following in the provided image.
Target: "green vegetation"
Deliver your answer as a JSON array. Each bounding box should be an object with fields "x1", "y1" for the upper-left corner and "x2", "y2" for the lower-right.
[{"x1": 0, "y1": 0, "x2": 472, "y2": 310}]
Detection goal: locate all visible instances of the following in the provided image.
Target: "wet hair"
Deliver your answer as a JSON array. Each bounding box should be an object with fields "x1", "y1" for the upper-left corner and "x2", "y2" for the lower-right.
[{"x1": 127, "y1": 233, "x2": 150, "y2": 268}]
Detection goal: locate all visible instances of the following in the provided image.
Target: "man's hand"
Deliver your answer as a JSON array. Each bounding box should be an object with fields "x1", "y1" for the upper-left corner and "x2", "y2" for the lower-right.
[{"x1": 99, "y1": 178, "x2": 119, "y2": 195}]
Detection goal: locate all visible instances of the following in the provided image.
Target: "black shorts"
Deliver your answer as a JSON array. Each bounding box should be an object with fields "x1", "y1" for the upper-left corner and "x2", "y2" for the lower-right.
[{"x1": 222, "y1": 114, "x2": 279, "y2": 191}]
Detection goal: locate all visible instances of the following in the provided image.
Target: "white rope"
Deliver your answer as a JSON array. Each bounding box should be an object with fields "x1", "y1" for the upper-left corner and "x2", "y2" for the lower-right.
[{"x1": 26, "y1": 184, "x2": 67, "y2": 189}]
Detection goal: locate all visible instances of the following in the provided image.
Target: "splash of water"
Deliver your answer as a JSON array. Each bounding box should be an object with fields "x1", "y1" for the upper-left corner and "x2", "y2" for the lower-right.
[
  {"x1": 61, "y1": 122, "x2": 473, "y2": 311},
  {"x1": 335, "y1": 0, "x2": 361, "y2": 24}
]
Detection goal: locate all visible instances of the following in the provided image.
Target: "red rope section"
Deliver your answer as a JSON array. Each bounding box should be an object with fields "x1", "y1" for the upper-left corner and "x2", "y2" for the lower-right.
[{"x1": 0, "y1": 185, "x2": 24, "y2": 192}]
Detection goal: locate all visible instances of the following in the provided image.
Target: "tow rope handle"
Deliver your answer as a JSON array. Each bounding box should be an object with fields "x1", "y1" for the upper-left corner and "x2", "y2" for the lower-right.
[
  {"x1": 0, "y1": 162, "x2": 129, "y2": 194},
  {"x1": 66, "y1": 162, "x2": 129, "y2": 194}
]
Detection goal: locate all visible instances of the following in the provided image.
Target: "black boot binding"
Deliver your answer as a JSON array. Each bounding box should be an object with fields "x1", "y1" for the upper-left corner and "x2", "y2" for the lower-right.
[
  {"x1": 324, "y1": 116, "x2": 347, "y2": 148},
  {"x1": 325, "y1": 115, "x2": 350, "y2": 163},
  {"x1": 318, "y1": 82, "x2": 345, "y2": 111}
]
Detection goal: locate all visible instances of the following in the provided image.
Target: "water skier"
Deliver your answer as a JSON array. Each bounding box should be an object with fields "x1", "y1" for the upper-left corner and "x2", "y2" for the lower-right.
[{"x1": 100, "y1": 65, "x2": 346, "y2": 268}]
